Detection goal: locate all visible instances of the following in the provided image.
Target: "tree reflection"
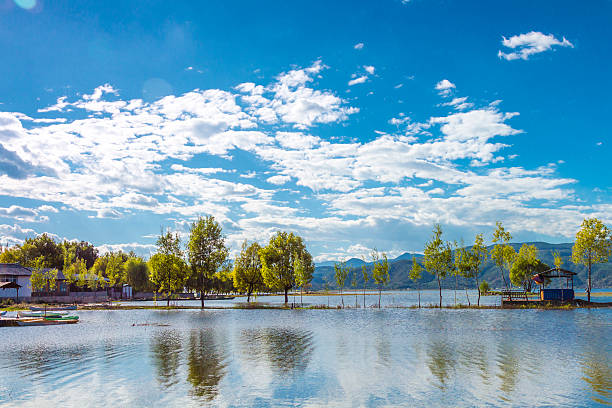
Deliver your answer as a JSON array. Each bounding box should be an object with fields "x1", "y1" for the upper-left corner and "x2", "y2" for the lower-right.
[
  {"x1": 496, "y1": 343, "x2": 519, "y2": 400},
  {"x1": 240, "y1": 328, "x2": 314, "y2": 374},
  {"x1": 426, "y1": 340, "x2": 456, "y2": 389},
  {"x1": 581, "y1": 351, "x2": 612, "y2": 405},
  {"x1": 150, "y1": 329, "x2": 182, "y2": 387},
  {"x1": 186, "y1": 329, "x2": 227, "y2": 402}
]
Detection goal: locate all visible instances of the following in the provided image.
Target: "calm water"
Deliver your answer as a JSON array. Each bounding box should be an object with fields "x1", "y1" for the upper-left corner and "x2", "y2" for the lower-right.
[
  {"x1": 119, "y1": 288, "x2": 612, "y2": 309},
  {"x1": 1, "y1": 295, "x2": 611, "y2": 408}
]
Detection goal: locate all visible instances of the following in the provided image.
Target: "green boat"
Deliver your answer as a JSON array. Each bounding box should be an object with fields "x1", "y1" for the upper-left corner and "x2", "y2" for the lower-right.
[{"x1": 44, "y1": 315, "x2": 79, "y2": 322}]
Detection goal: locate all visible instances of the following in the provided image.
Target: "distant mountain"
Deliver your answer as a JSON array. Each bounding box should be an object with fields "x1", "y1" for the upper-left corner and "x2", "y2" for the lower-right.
[{"x1": 311, "y1": 242, "x2": 612, "y2": 290}]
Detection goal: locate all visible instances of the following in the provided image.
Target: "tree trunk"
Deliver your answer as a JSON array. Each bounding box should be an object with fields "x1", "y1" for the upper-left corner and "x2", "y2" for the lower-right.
[
  {"x1": 465, "y1": 287, "x2": 470, "y2": 306},
  {"x1": 341, "y1": 288, "x2": 344, "y2": 308},
  {"x1": 284, "y1": 288, "x2": 289, "y2": 304},
  {"x1": 588, "y1": 257, "x2": 592, "y2": 302},
  {"x1": 378, "y1": 287, "x2": 382, "y2": 309},
  {"x1": 454, "y1": 274, "x2": 457, "y2": 306},
  {"x1": 418, "y1": 288, "x2": 420, "y2": 308},
  {"x1": 475, "y1": 277, "x2": 480, "y2": 307},
  {"x1": 247, "y1": 289, "x2": 251, "y2": 303},
  {"x1": 500, "y1": 267, "x2": 508, "y2": 289},
  {"x1": 363, "y1": 284, "x2": 366, "y2": 308},
  {"x1": 437, "y1": 276, "x2": 442, "y2": 308},
  {"x1": 167, "y1": 292, "x2": 170, "y2": 307},
  {"x1": 300, "y1": 286, "x2": 303, "y2": 307}
]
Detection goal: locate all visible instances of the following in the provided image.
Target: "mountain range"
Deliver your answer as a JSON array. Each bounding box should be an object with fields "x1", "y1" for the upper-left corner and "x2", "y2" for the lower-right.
[{"x1": 312, "y1": 242, "x2": 612, "y2": 290}]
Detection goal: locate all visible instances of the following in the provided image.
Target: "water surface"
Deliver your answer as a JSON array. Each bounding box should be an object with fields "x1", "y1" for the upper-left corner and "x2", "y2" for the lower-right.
[{"x1": 1, "y1": 303, "x2": 610, "y2": 407}]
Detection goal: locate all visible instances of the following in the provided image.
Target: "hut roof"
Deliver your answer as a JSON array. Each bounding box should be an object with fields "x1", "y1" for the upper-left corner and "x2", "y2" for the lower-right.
[
  {"x1": 537, "y1": 267, "x2": 577, "y2": 279},
  {"x1": 0, "y1": 281, "x2": 22, "y2": 289}
]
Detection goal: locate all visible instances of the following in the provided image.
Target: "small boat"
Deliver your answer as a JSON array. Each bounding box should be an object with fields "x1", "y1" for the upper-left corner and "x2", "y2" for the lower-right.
[
  {"x1": 16, "y1": 316, "x2": 79, "y2": 326},
  {"x1": 18, "y1": 311, "x2": 69, "y2": 318},
  {"x1": 0, "y1": 311, "x2": 6, "y2": 316},
  {"x1": 30, "y1": 305, "x2": 77, "y2": 311},
  {"x1": 45, "y1": 315, "x2": 79, "y2": 322}
]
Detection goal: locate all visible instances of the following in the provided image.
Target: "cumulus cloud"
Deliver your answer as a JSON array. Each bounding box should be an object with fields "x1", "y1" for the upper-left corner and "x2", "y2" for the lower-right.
[
  {"x1": 435, "y1": 79, "x2": 456, "y2": 97},
  {"x1": 0, "y1": 60, "x2": 605, "y2": 260},
  {"x1": 498, "y1": 31, "x2": 574, "y2": 61},
  {"x1": 353, "y1": 43, "x2": 364, "y2": 50}
]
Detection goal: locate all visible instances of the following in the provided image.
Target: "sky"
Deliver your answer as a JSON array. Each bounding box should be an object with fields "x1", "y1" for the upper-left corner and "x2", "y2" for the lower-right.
[{"x1": 0, "y1": 0, "x2": 610, "y2": 261}]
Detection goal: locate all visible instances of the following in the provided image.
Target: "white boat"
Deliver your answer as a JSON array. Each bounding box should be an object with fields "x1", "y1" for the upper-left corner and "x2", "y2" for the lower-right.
[
  {"x1": 30, "y1": 305, "x2": 77, "y2": 311},
  {"x1": 18, "y1": 311, "x2": 69, "y2": 318}
]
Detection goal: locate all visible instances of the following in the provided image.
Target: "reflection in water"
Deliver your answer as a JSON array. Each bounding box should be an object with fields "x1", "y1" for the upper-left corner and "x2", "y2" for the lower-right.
[
  {"x1": 427, "y1": 340, "x2": 456, "y2": 389},
  {"x1": 150, "y1": 329, "x2": 182, "y2": 388},
  {"x1": 186, "y1": 329, "x2": 227, "y2": 402},
  {"x1": 241, "y1": 328, "x2": 314, "y2": 374},
  {"x1": 581, "y1": 351, "x2": 612, "y2": 405},
  {"x1": 459, "y1": 343, "x2": 490, "y2": 385},
  {"x1": 496, "y1": 343, "x2": 519, "y2": 400}
]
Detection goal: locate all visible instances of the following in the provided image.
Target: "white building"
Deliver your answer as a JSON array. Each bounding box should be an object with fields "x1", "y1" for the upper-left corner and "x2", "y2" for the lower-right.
[{"x1": 0, "y1": 263, "x2": 33, "y2": 299}]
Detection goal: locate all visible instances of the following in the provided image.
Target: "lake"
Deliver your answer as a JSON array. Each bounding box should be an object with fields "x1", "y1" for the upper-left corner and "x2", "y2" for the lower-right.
[{"x1": 1, "y1": 291, "x2": 611, "y2": 407}]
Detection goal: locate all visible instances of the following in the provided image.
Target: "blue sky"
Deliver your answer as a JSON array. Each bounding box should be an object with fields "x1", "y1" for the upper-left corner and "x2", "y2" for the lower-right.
[{"x1": 0, "y1": 0, "x2": 610, "y2": 261}]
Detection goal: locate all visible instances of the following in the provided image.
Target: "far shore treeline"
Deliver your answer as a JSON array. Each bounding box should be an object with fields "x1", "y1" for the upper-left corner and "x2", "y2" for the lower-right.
[{"x1": 0, "y1": 216, "x2": 610, "y2": 308}]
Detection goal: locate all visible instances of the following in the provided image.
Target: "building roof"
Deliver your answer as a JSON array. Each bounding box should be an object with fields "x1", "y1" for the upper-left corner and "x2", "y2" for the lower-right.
[
  {"x1": 0, "y1": 263, "x2": 67, "y2": 280},
  {"x1": 0, "y1": 263, "x2": 32, "y2": 276}
]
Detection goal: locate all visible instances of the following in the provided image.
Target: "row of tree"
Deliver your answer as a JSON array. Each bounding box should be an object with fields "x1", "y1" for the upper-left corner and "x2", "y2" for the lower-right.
[
  {"x1": 147, "y1": 216, "x2": 316, "y2": 307},
  {"x1": 411, "y1": 218, "x2": 611, "y2": 307}
]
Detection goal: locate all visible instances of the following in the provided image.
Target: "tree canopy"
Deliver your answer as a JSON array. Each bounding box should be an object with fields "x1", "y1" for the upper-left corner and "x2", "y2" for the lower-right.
[
  {"x1": 260, "y1": 231, "x2": 313, "y2": 304},
  {"x1": 572, "y1": 218, "x2": 611, "y2": 302},
  {"x1": 233, "y1": 241, "x2": 264, "y2": 302},
  {"x1": 187, "y1": 216, "x2": 229, "y2": 308}
]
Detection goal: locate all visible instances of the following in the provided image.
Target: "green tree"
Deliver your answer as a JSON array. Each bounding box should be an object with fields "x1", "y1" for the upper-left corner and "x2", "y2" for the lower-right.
[
  {"x1": 351, "y1": 268, "x2": 358, "y2": 308},
  {"x1": 571, "y1": 218, "x2": 612, "y2": 302},
  {"x1": 490, "y1": 222, "x2": 516, "y2": 289},
  {"x1": 125, "y1": 257, "x2": 150, "y2": 292},
  {"x1": 29, "y1": 256, "x2": 58, "y2": 296},
  {"x1": 409, "y1": 256, "x2": 422, "y2": 308},
  {"x1": 149, "y1": 229, "x2": 189, "y2": 307},
  {"x1": 294, "y1": 254, "x2": 313, "y2": 307},
  {"x1": 260, "y1": 231, "x2": 314, "y2": 304},
  {"x1": 233, "y1": 241, "x2": 264, "y2": 303},
  {"x1": 423, "y1": 224, "x2": 454, "y2": 308},
  {"x1": 479, "y1": 280, "x2": 490, "y2": 294},
  {"x1": 455, "y1": 243, "x2": 474, "y2": 306},
  {"x1": 60, "y1": 240, "x2": 98, "y2": 269},
  {"x1": 371, "y1": 249, "x2": 389, "y2": 308},
  {"x1": 105, "y1": 252, "x2": 126, "y2": 287},
  {"x1": 552, "y1": 250, "x2": 563, "y2": 269},
  {"x1": 361, "y1": 258, "x2": 369, "y2": 308},
  {"x1": 334, "y1": 260, "x2": 349, "y2": 308},
  {"x1": 187, "y1": 216, "x2": 229, "y2": 308},
  {"x1": 510, "y1": 244, "x2": 548, "y2": 292},
  {"x1": 470, "y1": 234, "x2": 488, "y2": 306}
]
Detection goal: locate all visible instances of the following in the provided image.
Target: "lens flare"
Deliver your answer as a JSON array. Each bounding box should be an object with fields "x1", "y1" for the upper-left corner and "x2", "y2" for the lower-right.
[{"x1": 14, "y1": 0, "x2": 36, "y2": 10}]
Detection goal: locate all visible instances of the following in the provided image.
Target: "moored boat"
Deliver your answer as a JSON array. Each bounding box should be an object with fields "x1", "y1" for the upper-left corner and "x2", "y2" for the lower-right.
[
  {"x1": 30, "y1": 305, "x2": 77, "y2": 311},
  {"x1": 16, "y1": 316, "x2": 79, "y2": 326},
  {"x1": 18, "y1": 311, "x2": 69, "y2": 318}
]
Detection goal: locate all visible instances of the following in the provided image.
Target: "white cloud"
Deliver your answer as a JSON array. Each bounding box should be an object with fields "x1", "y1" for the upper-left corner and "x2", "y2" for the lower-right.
[
  {"x1": 0, "y1": 60, "x2": 606, "y2": 259},
  {"x1": 266, "y1": 175, "x2": 291, "y2": 185},
  {"x1": 498, "y1": 31, "x2": 574, "y2": 61},
  {"x1": 435, "y1": 79, "x2": 456, "y2": 97},
  {"x1": 354, "y1": 43, "x2": 364, "y2": 50},
  {"x1": 441, "y1": 96, "x2": 474, "y2": 111},
  {"x1": 364, "y1": 65, "x2": 375, "y2": 75},
  {"x1": 348, "y1": 76, "x2": 368, "y2": 86}
]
